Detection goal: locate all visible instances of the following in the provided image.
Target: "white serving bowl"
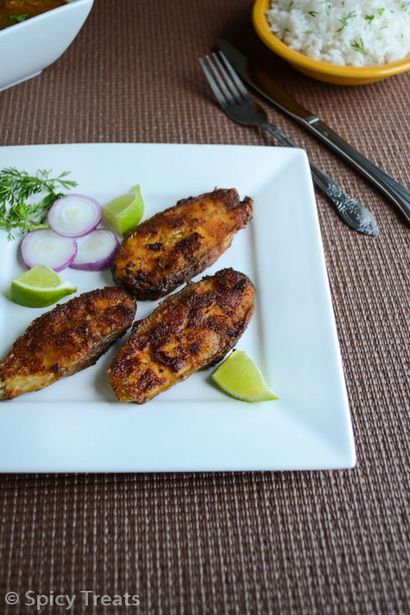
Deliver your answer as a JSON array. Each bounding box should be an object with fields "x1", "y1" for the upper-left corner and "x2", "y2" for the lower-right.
[{"x1": 0, "y1": 0, "x2": 94, "y2": 92}]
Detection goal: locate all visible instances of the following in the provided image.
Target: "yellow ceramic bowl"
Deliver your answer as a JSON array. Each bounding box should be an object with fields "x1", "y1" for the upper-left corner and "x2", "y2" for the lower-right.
[{"x1": 253, "y1": 0, "x2": 410, "y2": 85}]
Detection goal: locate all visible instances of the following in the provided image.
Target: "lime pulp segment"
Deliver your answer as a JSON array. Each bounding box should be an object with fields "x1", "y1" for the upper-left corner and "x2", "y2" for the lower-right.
[
  {"x1": 10, "y1": 266, "x2": 77, "y2": 308},
  {"x1": 211, "y1": 350, "x2": 278, "y2": 403},
  {"x1": 103, "y1": 184, "x2": 144, "y2": 236}
]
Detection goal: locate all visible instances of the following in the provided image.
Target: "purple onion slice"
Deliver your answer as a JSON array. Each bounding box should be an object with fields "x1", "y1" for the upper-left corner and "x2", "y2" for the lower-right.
[
  {"x1": 21, "y1": 229, "x2": 77, "y2": 272},
  {"x1": 47, "y1": 194, "x2": 102, "y2": 238},
  {"x1": 70, "y1": 229, "x2": 119, "y2": 271}
]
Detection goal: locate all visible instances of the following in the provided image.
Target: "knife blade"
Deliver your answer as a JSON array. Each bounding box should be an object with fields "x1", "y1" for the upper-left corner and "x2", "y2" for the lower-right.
[
  {"x1": 217, "y1": 39, "x2": 410, "y2": 224},
  {"x1": 218, "y1": 39, "x2": 319, "y2": 124}
]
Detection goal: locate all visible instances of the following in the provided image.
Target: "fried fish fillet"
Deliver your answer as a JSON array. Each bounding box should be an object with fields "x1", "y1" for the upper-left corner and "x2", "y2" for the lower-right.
[
  {"x1": 0, "y1": 287, "x2": 136, "y2": 400},
  {"x1": 112, "y1": 188, "x2": 253, "y2": 300},
  {"x1": 108, "y1": 268, "x2": 255, "y2": 403}
]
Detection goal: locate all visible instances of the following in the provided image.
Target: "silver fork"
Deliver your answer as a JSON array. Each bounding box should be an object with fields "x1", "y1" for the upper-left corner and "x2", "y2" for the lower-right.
[{"x1": 199, "y1": 52, "x2": 378, "y2": 237}]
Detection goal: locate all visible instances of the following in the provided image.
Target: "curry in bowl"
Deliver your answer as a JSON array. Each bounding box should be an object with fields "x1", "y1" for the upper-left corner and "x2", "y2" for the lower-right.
[{"x1": 0, "y1": 0, "x2": 67, "y2": 29}]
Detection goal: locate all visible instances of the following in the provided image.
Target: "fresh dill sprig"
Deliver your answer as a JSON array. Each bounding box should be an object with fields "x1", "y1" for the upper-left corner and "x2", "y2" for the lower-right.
[
  {"x1": 365, "y1": 14, "x2": 375, "y2": 22},
  {"x1": 320, "y1": 0, "x2": 331, "y2": 16},
  {"x1": 351, "y1": 38, "x2": 368, "y2": 55},
  {"x1": 8, "y1": 13, "x2": 30, "y2": 23},
  {"x1": 0, "y1": 168, "x2": 77, "y2": 240},
  {"x1": 336, "y1": 11, "x2": 357, "y2": 32},
  {"x1": 307, "y1": 10, "x2": 318, "y2": 17}
]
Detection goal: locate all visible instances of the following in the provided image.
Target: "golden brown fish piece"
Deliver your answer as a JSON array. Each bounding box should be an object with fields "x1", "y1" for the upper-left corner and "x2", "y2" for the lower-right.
[
  {"x1": 108, "y1": 268, "x2": 255, "y2": 403},
  {"x1": 0, "y1": 287, "x2": 136, "y2": 400},
  {"x1": 112, "y1": 188, "x2": 253, "y2": 300}
]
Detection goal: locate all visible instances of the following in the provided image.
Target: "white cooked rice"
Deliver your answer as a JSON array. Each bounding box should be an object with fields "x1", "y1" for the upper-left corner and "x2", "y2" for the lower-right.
[{"x1": 266, "y1": 1, "x2": 410, "y2": 66}]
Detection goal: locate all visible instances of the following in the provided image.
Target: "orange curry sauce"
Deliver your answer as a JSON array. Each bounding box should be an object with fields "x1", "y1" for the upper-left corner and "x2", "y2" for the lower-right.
[{"x1": 0, "y1": 0, "x2": 67, "y2": 29}]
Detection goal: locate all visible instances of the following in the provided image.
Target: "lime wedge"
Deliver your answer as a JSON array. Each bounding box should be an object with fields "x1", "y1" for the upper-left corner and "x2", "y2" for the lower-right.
[
  {"x1": 9, "y1": 266, "x2": 77, "y2": 308},
  {"x1": 211, "y1": 350, "x2": 278, "y2": 402},
  {"x1": 103, "y1": 184, "x2": 144, "y2": 236}
]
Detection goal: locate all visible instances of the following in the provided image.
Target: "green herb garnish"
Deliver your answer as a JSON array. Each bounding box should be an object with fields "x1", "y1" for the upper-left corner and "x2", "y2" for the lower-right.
[
  {"x1": 320, "y1": 1, "x2": 331, "y2": 16},
  {"x1": 308, "y1": 10, "x2": 318, "y2": 17},
  {"x1": 351, "y1": 38, "x2": 368, "y2": 55},
  {"x1": 0, "y1": 168, "x2": 77, "y2": 240},
  {"x1": 8, "y1": 13, "x2": 30, "y2": 23},
  {"x1": 336, "y1": 11, "x2": 357, "y2": 32},
  {"x1": 377, "y1": 7, "x2": 385, "y2": 15},
  {"x1": 365, "y1": 14, "x2": 375, "y2": 22}
]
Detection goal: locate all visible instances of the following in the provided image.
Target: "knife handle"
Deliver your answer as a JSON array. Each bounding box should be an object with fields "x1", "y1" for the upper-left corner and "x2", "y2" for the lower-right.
[
  {"x1": 263, "y1": 123, "x2": 378, "y2": 236},
  {"x1": 308, "y1": 120, "x2": 410, "y2": 224}
]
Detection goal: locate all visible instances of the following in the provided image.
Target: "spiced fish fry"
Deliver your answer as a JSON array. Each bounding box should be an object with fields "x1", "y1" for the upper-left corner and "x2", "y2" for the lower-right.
[
  {"x1": 0, "y1": 287, "x2": 136, "y2": 400},
  {"x1": 108, "y1": 268, "x2": 255, "y2": 403},
  {"x1": 112, "y1": 188, "x2": 253, "y2": 300}
]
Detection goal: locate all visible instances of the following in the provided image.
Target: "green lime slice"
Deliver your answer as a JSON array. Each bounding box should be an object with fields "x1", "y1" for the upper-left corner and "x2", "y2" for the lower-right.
[
  {"x1": 211, "y1": 350, "x2": 278, "y2": 402},
  {"x1": 9, "y1": 266, "x2": 77, "y2": 308},
  {"x1": 103, "y1": 184, "x2": 144, "y2": 236}
]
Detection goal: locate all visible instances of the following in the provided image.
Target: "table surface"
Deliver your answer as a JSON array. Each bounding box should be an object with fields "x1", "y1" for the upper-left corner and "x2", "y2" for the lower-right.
[{"x1": 0, "y1": 1, "x2": 409, "y2": 614}]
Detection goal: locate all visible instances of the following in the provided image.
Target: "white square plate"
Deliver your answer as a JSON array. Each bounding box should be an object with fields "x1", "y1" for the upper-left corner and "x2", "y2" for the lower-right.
[{"x1": 0, "y1": 144, "x2": 355, "y2": 472}]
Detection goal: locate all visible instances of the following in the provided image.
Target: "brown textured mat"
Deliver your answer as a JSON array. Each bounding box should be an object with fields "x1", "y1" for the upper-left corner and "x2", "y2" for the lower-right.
[{"x1": 0, "y1": 1, "x2": 409, "y2": 613}]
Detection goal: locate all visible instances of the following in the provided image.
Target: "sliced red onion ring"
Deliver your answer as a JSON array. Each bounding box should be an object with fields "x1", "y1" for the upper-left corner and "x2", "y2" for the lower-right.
[
  {"x1": 21, "y1": 229, "x2": 77, "y2": 272},
  {"x1": 70, "y1": 229, "x2": 118, "y2": 271},
  {"x1": 47, "y1": 194, "x2": 102, "y2": 238}
]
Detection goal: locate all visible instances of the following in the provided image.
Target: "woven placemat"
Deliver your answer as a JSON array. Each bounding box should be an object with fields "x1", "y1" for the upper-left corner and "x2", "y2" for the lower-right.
[{"x1": 0, "y1": 1, "x2": 409, "y2": 613}]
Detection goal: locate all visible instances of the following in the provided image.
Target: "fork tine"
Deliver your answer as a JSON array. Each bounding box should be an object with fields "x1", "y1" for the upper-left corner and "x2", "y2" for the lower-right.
[
  {"x1": 211, "y1": 52, "x2": 243, "y2": 104},
  {"x1": 218, "y1": 51, "x2": 249, "y2": 98},
  {"x1": 198, "y1": 56, "x2": 229, "y2": 107},
  {"x1": 204, "y1": 54, "x2": 235, "y2": 105}
]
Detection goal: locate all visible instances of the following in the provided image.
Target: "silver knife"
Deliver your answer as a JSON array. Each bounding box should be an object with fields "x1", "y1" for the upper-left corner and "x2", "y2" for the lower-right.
[{"x1": 218, "y1": 39, "x2": 410, "y2": 225}]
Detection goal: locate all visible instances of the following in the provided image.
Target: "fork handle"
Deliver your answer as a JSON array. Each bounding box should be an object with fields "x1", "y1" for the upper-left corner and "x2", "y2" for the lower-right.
[
  {"x1": 262, "y1": 123, "x2": 378, "y2": 237},
  {"x1": 307, "y1": 120, "x2": 410, "y2": 224}
]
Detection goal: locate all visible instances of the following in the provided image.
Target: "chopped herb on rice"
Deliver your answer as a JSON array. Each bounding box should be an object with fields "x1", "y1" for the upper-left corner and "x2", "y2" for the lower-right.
[{"x1": 266, "y1": 0, "x2": 410, "y2": 66}]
